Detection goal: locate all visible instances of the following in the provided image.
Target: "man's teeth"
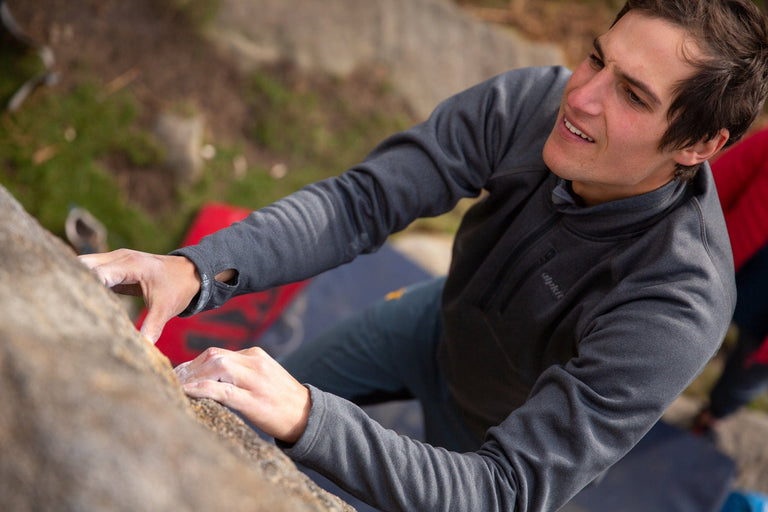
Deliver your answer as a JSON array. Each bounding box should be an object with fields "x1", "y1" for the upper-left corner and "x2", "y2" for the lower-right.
[{"x1": 565, "y1": 119, "x2": 594, "y2": 142}]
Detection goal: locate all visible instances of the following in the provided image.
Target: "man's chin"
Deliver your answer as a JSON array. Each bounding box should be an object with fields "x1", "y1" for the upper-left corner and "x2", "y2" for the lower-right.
[{"x1": 542, "y1": 134, "x2": 564, "y2": 175}]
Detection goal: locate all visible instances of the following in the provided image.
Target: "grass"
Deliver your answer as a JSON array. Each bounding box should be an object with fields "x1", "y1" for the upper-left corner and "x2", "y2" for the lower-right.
[
  {"x1": 244, "y1": 68, "x2": 472, "y2": 236},
  {"x1": 0, "y1": 45, "x2": 46, "y2": 106},
  {"x1": 0, "y1": 47, "x2": 420, "y2": 256},
  {"x1": 0, "y1": 81, "x2": 174, "y2": 253},
  {"x1": 246, "y1": 69, "x2": 412, "y2": 172},
  {"x1": 164, "y1": 0, "x2": 222, "y2": 31}
]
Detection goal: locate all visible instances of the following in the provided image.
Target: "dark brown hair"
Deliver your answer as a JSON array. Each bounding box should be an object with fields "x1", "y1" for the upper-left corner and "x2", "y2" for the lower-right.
[{"x1": 614, "y1": 0, "x2": 768, "y2": 180}]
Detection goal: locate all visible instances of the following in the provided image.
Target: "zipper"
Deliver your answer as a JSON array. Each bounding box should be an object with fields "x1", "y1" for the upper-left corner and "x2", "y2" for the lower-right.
[{"x1": 478, "y1": 212, "x2": 563, "y2": 309}]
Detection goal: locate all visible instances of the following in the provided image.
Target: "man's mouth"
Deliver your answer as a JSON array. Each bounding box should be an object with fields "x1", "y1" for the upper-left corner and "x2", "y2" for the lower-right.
[{"x1": 564, "y1": 118, "x2": 594, "y2": 142}]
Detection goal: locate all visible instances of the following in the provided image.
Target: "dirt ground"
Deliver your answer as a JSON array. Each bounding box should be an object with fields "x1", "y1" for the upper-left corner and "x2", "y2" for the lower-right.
[
  {"x1": 10, "y1": 0, "x2": 247, "y2": 137},
  {"x1": 8, "y1": 0, "x2": 421, "y2": 215},
  {"x1": 7, "y1": 0, "x2": 620, "y2": 139},
  {"x1": 8, "y1": 0, "x2": 250, "y2": 215}
]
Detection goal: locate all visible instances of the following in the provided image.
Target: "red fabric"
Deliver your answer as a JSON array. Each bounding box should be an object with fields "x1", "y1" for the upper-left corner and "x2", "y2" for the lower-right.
[
  {"x1": 136, "y1": 203, "x2": 309, "y2": 367},
  {"x1": 752, "y1": 341, "x2": 768, "y2": 367},
  {"x1": 711, "y1": 127, "x2": 768, "y2": 271},
  {"x1": 711, "y1": 126, "x2": 768, "y2": 365}
]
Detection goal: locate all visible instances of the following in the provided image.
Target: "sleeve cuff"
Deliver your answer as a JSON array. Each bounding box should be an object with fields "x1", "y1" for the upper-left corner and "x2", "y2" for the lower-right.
[
  {"x1": 169, "y1": 245, "x2": 235, "y2": 317},
  {"x1": 277, "y1": 385, "x2": 327, "y2": 460}
]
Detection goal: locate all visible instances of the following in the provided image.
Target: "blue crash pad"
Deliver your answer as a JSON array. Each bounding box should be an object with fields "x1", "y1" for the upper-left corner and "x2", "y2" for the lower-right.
[{"x1": 562, "y1": 420, "x2": 735, "y2": 512}]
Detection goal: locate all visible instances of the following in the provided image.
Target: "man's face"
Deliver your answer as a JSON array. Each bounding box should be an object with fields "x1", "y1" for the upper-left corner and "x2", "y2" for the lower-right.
[{"x1": 542, "y1": 11, "x2": 700, "y2": 206}]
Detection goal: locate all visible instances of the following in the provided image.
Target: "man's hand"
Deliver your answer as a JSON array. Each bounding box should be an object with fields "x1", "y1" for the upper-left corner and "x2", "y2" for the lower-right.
[
  {"x1": 79, "y1": 249, "x2": 202, "y2": 343},
  {"x1": 175, "y1": 347, "x2": 311, "y2": 444}
]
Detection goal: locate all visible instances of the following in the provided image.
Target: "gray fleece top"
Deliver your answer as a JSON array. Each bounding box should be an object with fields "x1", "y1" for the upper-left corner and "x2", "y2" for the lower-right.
[{"x1": 173, "y1": 66, "x2": 736, "y2": 512}]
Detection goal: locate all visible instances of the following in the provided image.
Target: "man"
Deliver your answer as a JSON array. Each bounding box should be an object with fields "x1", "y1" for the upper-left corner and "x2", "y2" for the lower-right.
[{"x1": 82, "y1": 1, "x2": 768, "y2": 510}]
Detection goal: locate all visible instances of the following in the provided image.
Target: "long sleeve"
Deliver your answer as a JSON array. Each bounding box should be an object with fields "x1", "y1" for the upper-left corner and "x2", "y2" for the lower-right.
[
  {"x1": 172, "y1": 66, "x2": 572, "y2": 315},
  {"x1": 284, "y1": 279, "x2": 731, "y2": 512},
  {"x1": 282, "y1": 169, "x2": 734, "y2": 512}
]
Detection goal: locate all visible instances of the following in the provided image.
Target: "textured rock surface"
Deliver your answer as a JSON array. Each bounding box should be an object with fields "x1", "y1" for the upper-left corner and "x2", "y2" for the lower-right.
[
  {"x1": 664, "y1": 395, "x2": 768, "y2": 495},
  {"x1": 208, "y1": 0, "x2": 564, "y2": 118},
  {"x1": 154, "y1": 112, "x2": 205, "y2": 186},
  {"x1": 0, "y1": 183, "x2": 353, "y2": 511}
]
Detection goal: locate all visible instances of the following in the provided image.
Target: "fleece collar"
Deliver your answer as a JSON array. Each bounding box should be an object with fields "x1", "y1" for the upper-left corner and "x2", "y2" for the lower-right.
[{"x1": 549, "y1": 174, "x2": 689, "y2": 239}]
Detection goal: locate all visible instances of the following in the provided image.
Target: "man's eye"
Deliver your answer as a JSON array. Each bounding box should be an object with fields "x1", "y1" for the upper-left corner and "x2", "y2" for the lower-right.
[
  {"x1": 588, "y1": 54, "x2": 604, "y2": 69},
  {"x1": 626, "y1": 88, "x2": 647, "y2": 108}
]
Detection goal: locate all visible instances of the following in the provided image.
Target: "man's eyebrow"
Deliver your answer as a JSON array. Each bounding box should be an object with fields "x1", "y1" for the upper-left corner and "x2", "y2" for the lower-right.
[{"x1": 593, "y1": 38, "x2": 663, "y2": 107}]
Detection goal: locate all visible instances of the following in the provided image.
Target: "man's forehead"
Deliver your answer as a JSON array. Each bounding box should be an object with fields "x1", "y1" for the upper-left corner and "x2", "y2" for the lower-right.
[
  {"x1": 597, "y1": 12, "x2": 699, "y2": 106},
  {"x1": 592, "y1": 37, "x2": 663, "y2": 107}
]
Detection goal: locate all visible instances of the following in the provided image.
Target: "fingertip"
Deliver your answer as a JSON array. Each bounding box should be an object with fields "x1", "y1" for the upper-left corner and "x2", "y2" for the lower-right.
[
  {"x1": 182, "y1": 380, "x2": 207, "y2": 399},
  {"x1": 139, "y1": 325, "x2": 160, "y2": 344},
  {"x1": 140, "y1": 310, "x2": 169, "y2": 345},
  {"x1": 174, "y1": 363, "x2": 190, "y2": 383}
]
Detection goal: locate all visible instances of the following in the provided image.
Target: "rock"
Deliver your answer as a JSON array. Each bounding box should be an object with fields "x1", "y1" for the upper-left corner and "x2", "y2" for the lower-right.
[
  {"x1": 0, "y1": 183, "x2": 353, "y2": 511},
  {"x1": 207, "y1": 0, "x2": 564, "y2": 118},
  {"x1": 664, "y1": 394, "x2": 768, "y2": 495},
  {"x1": 154, "y1": 112, "x2": 204, "y2": 186},
  {"x1": 391, "y1": 232, "x2": 454, "y2": 277},
  {"x1": 715, "y1": 410, "x2": 768, "y2": 494}
]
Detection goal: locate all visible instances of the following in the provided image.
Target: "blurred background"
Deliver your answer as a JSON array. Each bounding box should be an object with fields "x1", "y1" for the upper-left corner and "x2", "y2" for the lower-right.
[
  {"x1": 3, "y1": 0, "x2": 768, "y2": 503},
  {"x1": 2, "y1": 0, "x2": 765, "y2": 254},
  {"x1": 0, "y1": 0, "x2": 643, "y2": 255}
]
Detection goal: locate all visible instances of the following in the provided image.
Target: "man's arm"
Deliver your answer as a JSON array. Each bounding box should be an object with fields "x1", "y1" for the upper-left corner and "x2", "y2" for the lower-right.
[
  {"x1": 79, "y1": 250, "x2": 234, "y2": 343},
  {"x1": 170, "y1": 66, "x2": 573, "y2": 316},
  {"x1": 175, "y1": 281, "x2": 731, "y2": 512},
  {"x1": 81, "y1": 66, "x2": 570, "y2": 343}
]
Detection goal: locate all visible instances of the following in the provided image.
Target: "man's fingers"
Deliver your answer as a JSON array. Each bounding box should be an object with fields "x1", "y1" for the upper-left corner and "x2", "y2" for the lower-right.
[
  {"x1": 174, "y1": 360, "x2": 193, "y2": 383},
  {"x1": 78, "y1": 249, "x2": 142, "y2": 289},
  {"x1": 139, "y1": 320, "x2": 162, "y2": 345},
  {"x1": 79, "y1": 250, "x2": 202, "y2": 345},
  {"x1": 183, "y1": 379, "x2": 245, "y2": 410},
  {"x1": 175, "y1": 348, "x2": 266, "y2": 397},
  {"x1": 77, "y1": 251, "x2": 116, "y2": 269},
  {"x1": 140, "y1": 300, "x2": 181, "y2": 344},
  {"x1": 175, "y1": 347, "x2": 311, "y2": 442},
  {"x1": 178, "y1": 350, "x2": 251, "y2": 410},
  {"x1": 175, "y1": 347, "x2": 235, "y2": 384}
]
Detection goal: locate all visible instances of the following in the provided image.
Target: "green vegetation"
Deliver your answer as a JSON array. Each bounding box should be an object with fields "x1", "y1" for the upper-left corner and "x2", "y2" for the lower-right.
[
  {"x1": 0, "y1": 49, "x2": 416, "y2": 255},
  {"x1": 247, "y1": 69, "x2": 411, "y2": 171},
  {"x1": 166, "y1": 0, "x2": 222, "y2": 30},
  {"x1": 0, "y1": 49, "x2": 45, "y2": 105},
  {"x1": 0, "y1": 81, "x2": 173, "y2": 253}
]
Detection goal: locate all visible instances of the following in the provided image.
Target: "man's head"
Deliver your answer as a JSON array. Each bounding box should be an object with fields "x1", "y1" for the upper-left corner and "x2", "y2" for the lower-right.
[
  {"x1": 614, "y1": 0, "x2": 768, "y2": 180},
  {"x1": 542, "y1": 0, "x2": 768, "y2": 206}
]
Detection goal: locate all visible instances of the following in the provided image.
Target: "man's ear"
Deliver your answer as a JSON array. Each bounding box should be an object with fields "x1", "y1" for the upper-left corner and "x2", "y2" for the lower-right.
[{"x1": 675, "y1": 128, "x2": 730, "y2": 167}]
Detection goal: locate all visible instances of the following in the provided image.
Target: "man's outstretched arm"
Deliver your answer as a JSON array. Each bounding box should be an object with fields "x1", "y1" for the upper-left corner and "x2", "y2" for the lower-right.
[{"x1": 78, "y1": 250, "x2": 233, "y2": 343}]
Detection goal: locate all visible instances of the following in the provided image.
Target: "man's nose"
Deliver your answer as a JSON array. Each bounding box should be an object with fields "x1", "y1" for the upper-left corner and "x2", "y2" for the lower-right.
[{"x1": 568, "y1": 71, "x2": 608, "y2": 117}]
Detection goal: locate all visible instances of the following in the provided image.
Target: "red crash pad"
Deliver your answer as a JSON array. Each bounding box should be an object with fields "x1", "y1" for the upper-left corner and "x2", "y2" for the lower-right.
[{"x1": 135, "y1": 203, "x2": 308, "y2": 367}]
